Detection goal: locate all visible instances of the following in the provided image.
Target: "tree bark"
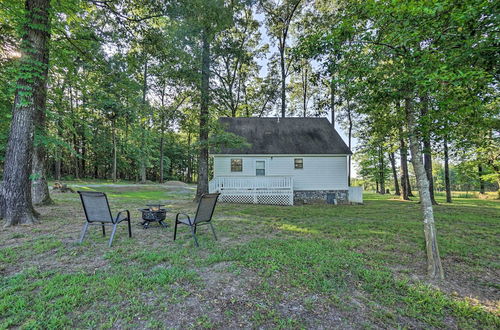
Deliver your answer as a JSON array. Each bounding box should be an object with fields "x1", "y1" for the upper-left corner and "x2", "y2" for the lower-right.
[
  {"x1": 195, "y1": 29, "x2": 211, "y2": 200},
  {"x1": 389, "y1": 152, "x2": 400, "y2": 195},
  {"x1": 32, "y1": 60, "x2": 53, "y2": 205},
  {"x1": 1, "y1": 0, "x2": 51, "y2": 225},
  {"x1": 443, "y1": 137, "x2": 452, "y2": 203},
  {"x1": 32, "y1": 140, "x2": 52, "y2": 205},
  {"x1": 405, "y1": 97, "x2": 444, "y2": 280}
]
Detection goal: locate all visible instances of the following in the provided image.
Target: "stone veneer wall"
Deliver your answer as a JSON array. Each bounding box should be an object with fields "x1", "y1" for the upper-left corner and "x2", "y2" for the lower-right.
[{"x1": 293, "y1": 190, "x2": 349, "y2": 205}]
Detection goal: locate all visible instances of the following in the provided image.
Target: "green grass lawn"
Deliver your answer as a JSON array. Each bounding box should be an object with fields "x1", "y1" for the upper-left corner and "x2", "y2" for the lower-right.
[{"x1": 1, "y1": 183, "x2": 498, "y2": 329}]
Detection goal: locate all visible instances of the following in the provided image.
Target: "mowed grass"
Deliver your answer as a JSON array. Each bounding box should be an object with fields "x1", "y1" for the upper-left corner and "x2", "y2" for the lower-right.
[{"x1": 0, "y1": 184, "x2": 498, "y2": 329}]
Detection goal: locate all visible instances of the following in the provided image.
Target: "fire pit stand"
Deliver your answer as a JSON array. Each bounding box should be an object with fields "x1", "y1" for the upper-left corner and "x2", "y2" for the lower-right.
[{"x1": 138, "y1": 204, "x2": 168, "y2": 229}]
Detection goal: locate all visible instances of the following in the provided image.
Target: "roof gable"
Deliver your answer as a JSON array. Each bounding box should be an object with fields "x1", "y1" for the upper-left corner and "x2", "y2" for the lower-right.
[{"x1": 215, "y1": 117, "x2": 352, "y2": 155}]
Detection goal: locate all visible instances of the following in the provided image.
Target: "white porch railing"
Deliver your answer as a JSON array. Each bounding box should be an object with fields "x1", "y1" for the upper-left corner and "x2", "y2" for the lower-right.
[
  {"x1": 348, "y1": 186, "x2": 363, "y2": 204},
  {"x1": 209, "y1": 176, "x2": 294, "y2": 206}
]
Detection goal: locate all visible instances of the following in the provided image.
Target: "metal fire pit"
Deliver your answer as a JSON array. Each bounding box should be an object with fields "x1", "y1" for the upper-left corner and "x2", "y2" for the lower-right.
[{"x1": 138, "y1": 204, "x2": 168, "y2": 228}]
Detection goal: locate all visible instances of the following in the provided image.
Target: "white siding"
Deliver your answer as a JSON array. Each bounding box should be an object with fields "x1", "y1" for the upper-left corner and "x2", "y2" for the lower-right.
[{"x1": 213, "y1": 155, "x2": 348, "y2": 190}]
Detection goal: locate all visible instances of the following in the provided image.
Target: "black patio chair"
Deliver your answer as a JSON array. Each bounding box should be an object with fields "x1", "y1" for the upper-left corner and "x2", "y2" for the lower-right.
[
  {"x1": 174, "y1": 193, "x2": 220, "y2": 247},
  {"x1": 77, "y1": 191, "x2": 132, "y2": 247}
]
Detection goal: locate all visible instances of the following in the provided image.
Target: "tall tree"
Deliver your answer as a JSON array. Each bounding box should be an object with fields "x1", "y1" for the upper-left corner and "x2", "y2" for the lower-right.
[
  {"x1": 1, "y1": 0, "x2": 51, "y2": 225},
  {"x1": 405, "y1": 97, "x2": 444, "y2": 279},
  {"x1": 260, "y1": 0, "x2": 302, "y2": 117},
  {"x1": 389, "y1": 152, "x2": 400, "y2": 196},
  {"x1": 420, "y1": 95, "x2": 438, "y2": 205}
]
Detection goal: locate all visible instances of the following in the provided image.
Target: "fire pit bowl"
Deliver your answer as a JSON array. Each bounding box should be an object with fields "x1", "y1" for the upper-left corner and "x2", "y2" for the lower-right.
[{"x1": 138, "y1": 206, "x2": 168, "y2": 228}]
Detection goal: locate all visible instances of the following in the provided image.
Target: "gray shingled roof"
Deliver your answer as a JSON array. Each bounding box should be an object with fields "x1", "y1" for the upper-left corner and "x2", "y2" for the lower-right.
[{"x1": 215, "y1": 117, "x2": 352, "y2": 155}]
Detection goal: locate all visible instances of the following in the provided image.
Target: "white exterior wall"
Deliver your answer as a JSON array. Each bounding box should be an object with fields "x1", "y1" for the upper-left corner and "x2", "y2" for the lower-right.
[{"x1": 213, "y1": 155, "x2": 348, "y2": 190}]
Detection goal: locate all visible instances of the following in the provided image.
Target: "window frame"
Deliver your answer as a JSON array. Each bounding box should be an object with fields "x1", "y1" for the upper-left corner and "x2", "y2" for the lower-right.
[
  {"x1": 255, "y1": 159, "x2": 266, "y2": 176},
  {"x1": 294, "y1": 158, "x2": 304, "y2": 169},
  {"x1": 230, "y1": 158, "x2": 243, "y2": 172}
]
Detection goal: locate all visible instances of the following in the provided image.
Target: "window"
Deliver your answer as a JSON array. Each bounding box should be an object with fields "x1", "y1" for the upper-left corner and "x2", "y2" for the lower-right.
[
  {"x1": 294, "y1": 158, "x2": 303, "y2": 169},
  {"x1": 231, "y1": 158, "x2": 242, "y2": 172},
  {"x1": 256, "y1": 160, "x2": 265, "y2": 176}
]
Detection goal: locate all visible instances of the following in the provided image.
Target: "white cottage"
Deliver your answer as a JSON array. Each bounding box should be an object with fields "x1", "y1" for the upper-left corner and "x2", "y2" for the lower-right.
[{"x1": 209, "y1": 117, "x2": 360, "y2": 205}]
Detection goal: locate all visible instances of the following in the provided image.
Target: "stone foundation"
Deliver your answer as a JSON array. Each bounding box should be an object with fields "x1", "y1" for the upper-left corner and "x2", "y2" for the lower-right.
[{"x1": 293, "y1": 190, "x2": 349, "y2": 205}]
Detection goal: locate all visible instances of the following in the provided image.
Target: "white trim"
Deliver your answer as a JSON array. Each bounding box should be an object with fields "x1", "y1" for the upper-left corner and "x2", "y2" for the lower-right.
[{"x1": 213, "y1": 154, "x2": 350, "y2": 157}]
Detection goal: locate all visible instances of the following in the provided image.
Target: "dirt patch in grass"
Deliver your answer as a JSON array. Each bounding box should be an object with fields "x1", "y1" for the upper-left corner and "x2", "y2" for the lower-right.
[{"x1": 163, "y1": 181, "x2": 189, "y2": 187}]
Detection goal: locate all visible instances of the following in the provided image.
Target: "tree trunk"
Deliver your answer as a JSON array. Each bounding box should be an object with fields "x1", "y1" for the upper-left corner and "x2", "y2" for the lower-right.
[
  {"x1": 81, "y1": 129, "x2": 86, "y2": 177},
  {"x1": 112, "y1": 120, "x2": 117, "y2": 182},
  {"x1": 405, "y1": 97, "x2": 444, "y2": 280},
  {"x1": 443, "y1": 137, "x2": 452, "y2": 203},
  {"x1": 478, "y1": 164, "x2": 485, "y2": 194},
  {"x1": 195, "y1": 29, "x2": 211, "y2": 200},
  {"x1": 399, "y1": 127, "x2": 410, "y2": 200},
  {"x1": 347, "y1": 98, "x2": 352, "y2": 186},
  {"x1": 330, "y1": 72, "x2": 335, "y2": 127},
  {"x1": 375, "y1": 180, "x2": 379, "y2": 194},
  {"x1": 32, "y1": 141, "x2": 52, "y2": 205},
  {"x1": 55, "y1": 153, "x2": 61, "y2": 181},
  {"x1": 139, "y1": 56, "x2": 148, "y2": 184},
  {"x1": 187, "y1": 133, "x2": 192, "y2": 183},
  {"x1": 389, "y1": 152, "x2": 400, "y2": 195},
  {"x1": 32, "y1": 55, "x2": 53, "y2": 205},
  {"x1": 280, "y1": 46, "x2": 286, "y2": 117},
  {"x1": 378, "y1": 147, "x2": 385, "y2": 194},
  {"x1": 420, "y1": 94, "x2": 437, "y2": 205},
  {"x1": 1, "y1": 0, "x2": 51, "y2": 225},
  {"x1": 407, "y1": 170, "x2": 415, "y2": 197},
  {"x1": 159, "y1": 134, "x2": 164, "y2": 184},
  {"x1": 243, "y1": 81, "x2": 249, "y2": 117},
  {"x1": 302, "y1": 64, "x2": 308, "y2": 117},
  {"x1": 423, "y1": 149, "x2": 437, "y2": 204}
]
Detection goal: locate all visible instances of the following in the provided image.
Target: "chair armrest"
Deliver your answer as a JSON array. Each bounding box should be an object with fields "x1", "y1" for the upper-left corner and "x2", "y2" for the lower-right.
[
  {"x1": 176, "y1": 213, "x2": 193, "y2": 225},
  {"x1": 115, "y1": 210, "x2": 130, "y2": 223}
]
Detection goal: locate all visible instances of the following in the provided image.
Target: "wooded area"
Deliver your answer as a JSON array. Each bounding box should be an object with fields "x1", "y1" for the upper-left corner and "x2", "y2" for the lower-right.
[{"x1": 0, "y1": 0, "x2": 498, "y2": 279}]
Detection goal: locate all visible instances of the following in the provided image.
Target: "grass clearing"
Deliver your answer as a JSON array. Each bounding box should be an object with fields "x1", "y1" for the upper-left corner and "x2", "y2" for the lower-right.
[{"x1": 0, "y1": 183, "x2": 498, "y2": 328}]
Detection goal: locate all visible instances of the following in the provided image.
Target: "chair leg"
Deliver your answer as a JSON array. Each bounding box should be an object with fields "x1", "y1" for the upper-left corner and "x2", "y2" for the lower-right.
[
  {"x1": 79, "y1": 222, "x2": 89, "y2": 243},
  {"x1": 173, "y1": 221, "x2": 178, "y2": 241},
  {"x1": 108, "y1": 224, "x2": 118, "y2": 247},
  {"x1": 102, "y1": 223, "x2": 106, "y2": 236},
  {"x1": 190, "y1": 226, "x2": 199, "y2": 247},
  {"x1": 193, "y1": 224, "x2": 197, "y2": 234},
  {"x1": 127, "y1": 218, "x2": 132, "y2": 238},
  {"x1": 209, "y1": 223, "x2": 218, "y2": 241}
]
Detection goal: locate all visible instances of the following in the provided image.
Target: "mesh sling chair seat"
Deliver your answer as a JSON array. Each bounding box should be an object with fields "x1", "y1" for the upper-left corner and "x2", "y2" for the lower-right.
[
  {"x1": 174, "y1": 193, "x2": 220, "y2": 247},
  {"x1": 78, "y1": 191, "x2": 132, "y2": 247}
]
